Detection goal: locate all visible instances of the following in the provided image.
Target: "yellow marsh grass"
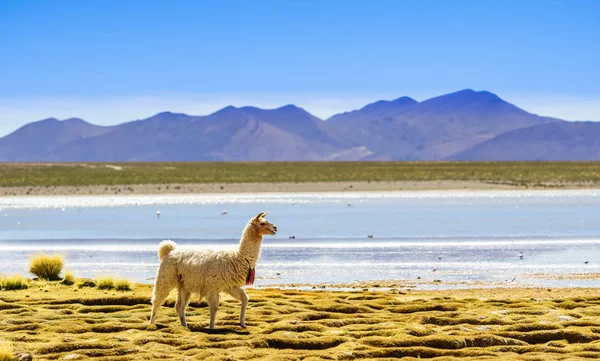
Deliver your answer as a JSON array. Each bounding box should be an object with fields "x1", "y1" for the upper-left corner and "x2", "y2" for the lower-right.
[
  {"x1": 96, "y1": 277, "x2": 115, "y2": 290},
  {"x1": 97, "y1": 277, "x2": 132, "y2": 291},
  {"x1": 61, "y1": 272, "x2": 75, "y2": 286},
  {"x1": 2, "y1": 283, "x2": 600, "y2": 360},
  {"x1": 0, "y1": 276, "x2": 28, "y2": 291},
  {"x1": 0, "y1": 341, "x2": 14, "y2": 361},
  {"x1": 29, "y1": 254, "x2": 64, "y2": 281},
  {"x1": 115, "y1": 279, "x2": 132, "y2": 291}
]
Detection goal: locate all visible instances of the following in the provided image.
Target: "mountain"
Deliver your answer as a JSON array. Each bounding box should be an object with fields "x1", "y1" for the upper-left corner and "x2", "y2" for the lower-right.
[
  {"x1": 450, "y1": 122, "x2": 600, "y2": 160},
  {"x1": 29, "y1": 105, "x2": 349, "y2": 161},
  {"x1": 327, "y1": 96, "x2": 418, "y2": 124},
  {"x1": 0, "y1": 118, "x2": 114, "y2": 161},
  {"x1": 0, "y1": 89, "x2": 596, "y2": 161},
  {"x1": 325, "y1": 89, "x2": 560, "y2": 160}
]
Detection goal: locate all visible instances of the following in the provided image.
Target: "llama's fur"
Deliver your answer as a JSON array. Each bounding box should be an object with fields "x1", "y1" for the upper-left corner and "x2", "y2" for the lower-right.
[{"x1": 149, "y1": 212, "x2": 277, "y2": 329}]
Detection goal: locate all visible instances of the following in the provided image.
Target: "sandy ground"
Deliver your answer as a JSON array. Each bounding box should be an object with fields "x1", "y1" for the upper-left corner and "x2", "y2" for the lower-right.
[{"x1": 1, "y1": 180, "x2": 597, "y2": 196}]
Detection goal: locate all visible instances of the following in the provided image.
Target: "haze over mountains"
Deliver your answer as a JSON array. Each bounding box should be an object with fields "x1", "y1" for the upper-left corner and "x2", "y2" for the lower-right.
[{"x1": 1, "y1": 89, "x2": 598, "y2": 161}]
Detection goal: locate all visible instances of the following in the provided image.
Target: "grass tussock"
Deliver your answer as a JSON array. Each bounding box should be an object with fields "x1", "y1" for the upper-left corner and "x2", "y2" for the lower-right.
[
  {"x1": 29, "y1": 254, "x2": 64, "y2": 281},
  {"x1": 115, "y1": 279, "x2": 133, "y2": 292},
  {"x1": 61, "y1": 272, "x2": 75, "y2": 286},
  {"x1": 76, "y1": 279, "x2": 97, "y2": 288},
  {"x1": 96, "y1": 277, "x2": 133, "y2": 291},
  {"x1": 2, "y1": 283, "x2": 600, "y2": 360},
  {"x1": 0, "y1": 341, "x2": 14, "y2": 361},
  {"x1": 0, "y1": 275, "x2": 29, "y2": 291},
  {"x1": 96, "y1": 277, "x2": 115, "y2": 290}
]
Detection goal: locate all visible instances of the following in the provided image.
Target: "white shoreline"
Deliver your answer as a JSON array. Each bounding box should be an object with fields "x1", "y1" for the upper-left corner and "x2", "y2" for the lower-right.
[{"x1": 1, "y1": 188, "x2": 599, "y2": 209}]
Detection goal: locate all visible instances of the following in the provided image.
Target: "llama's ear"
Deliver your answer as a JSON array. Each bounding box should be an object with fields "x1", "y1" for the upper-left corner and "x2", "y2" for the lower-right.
[{"x1": 254, "y1": 212, "x2": 266, "y2": 220}]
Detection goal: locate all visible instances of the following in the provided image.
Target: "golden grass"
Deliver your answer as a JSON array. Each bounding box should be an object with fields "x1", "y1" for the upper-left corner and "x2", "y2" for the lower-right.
[
  {"x1": 61, "y1": 272, "x2": 75, "y2": 286},
  {"x1": 0, "y1": 276, "x2": 29, "y2": 291},
  {"x1": 96, "y1": 278, "x2": 132, "y2": 292},
  {"x1": 0, "y1": 340, "x2": 14, "y2": 361},
  {"x1": 76, "y1": 279, "x2": 97, "y2": 288},
  {"x1": 115, "y1": 280, "x2": 132, "y2": 292},
  {"x1": 29, "y1": 254, "x2": 64, "y2": 281},
  {"x1": 0, "y1": 161, "x2": 599, "y2": 188},
  {"x1": 2, "y1": 283, "x2": 600, "y2": 360},
  {"x1": 96, "y1": 277, "x2": 115, "y2": 290}
]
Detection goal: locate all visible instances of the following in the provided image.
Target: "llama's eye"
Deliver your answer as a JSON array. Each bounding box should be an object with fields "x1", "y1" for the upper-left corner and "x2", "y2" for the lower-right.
[{"x1": 260, "y1": 222, "x2": 265, "y2": 226}]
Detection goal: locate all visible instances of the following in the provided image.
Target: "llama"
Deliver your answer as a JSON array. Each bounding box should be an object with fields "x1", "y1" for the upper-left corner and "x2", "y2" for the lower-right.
[{"x1": 149, "y1": 212, "x2": 277, "y2": 329}]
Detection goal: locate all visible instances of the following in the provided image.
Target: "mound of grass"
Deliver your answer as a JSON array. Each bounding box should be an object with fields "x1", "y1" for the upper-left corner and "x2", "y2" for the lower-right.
[
  {"x1": 0, "y1": 275, "x2": 29, "y2": 290},
  {"x1": 61, "y1": 272, "x2": 75, "y2": 286},
  {"x1": 96, "y1": 278, "x2": 115, "y2": 290},
  {"x1": 96, "y1": 278, "x2": 132, "y2": 292},
  {"x1": 77, "y1": 279, "x2": 97, "y2": 288},
  {"x1": 0, "y1": 340, "x2": 14, "y2": 361},
  {"x1": 29, "y1": 254, "x2": 64, "y2": 281},
  {"x1": 115, "y1": 280, "x2": 132, "y2": 292},
  {"x1": 96, "y1": 277, "x2": 133, "y2": 292}
]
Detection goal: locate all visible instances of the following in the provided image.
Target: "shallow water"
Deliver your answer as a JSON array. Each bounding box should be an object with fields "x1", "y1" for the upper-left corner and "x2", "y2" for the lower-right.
[{"x1": 1, "y1": 190, "x2": 599, "y2": 289}]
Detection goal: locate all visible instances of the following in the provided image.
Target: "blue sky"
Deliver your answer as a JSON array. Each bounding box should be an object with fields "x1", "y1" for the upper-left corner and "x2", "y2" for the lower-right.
[{"x1": 0, "y1": 0, "x2": 598, "y2": 135}]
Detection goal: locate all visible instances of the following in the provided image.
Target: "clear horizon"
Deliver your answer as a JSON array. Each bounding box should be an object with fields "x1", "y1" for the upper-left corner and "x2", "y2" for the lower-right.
[{"x1": 1, "y1": 0, "x2": 598, "y2": 136}]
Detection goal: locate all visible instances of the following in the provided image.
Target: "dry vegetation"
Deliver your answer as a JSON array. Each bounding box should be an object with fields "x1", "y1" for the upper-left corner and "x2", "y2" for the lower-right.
[
  {"x1": 0, "y1": 340, "x2": 14, "y2": 361},
  {"x1": 0, "y1": 162, "x2": 599, "y2": 188},
  {"x1": 2, "y1": 282, "x2": 600, "y2": 360},
  {"x1": 96, "y1": 278, "x2": 132, "y2": 292},
  {"x1": 0, "y1": 276, "x2": 29, "y2": 291},
  {"x1": 29, "y1": 255, "x2": 64, "y2": 281},
  {"x1": 61, "y1": 273, "x2": 75, "y2": 286}
]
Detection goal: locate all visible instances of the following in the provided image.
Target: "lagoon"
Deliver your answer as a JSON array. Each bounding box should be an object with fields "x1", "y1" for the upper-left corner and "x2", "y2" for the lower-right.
[{"x1": 1, "y1": 190, "x2": 599, "y2": 289}]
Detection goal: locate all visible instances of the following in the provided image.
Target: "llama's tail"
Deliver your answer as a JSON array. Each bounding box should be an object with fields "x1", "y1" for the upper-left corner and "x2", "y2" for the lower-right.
[{"x1": 158, "y1": 240, "x2": 177, "y2": 262}]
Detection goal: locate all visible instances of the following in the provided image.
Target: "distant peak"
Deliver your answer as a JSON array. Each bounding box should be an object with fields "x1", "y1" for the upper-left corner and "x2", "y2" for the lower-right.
[
  {"x1": 278, "y1": 104, "x2": 301, "y2": 110},
  {"x1": 392, "y1": 96, "x2": 418, "y2": 104},
  {"x1": 238, "y1": 106, "x2": 260, "y2": 112},
  {"x1": 358, "y1": 96, "x2": 417, "y2": 112},
  {"x1": 149, "y1": 111, "x2": 192, "y2": 118},
  {"x1": 150, "y1": 111, "x2": 191, "y2": 118},
  {"x1": 38, "y1": 117, "x2": 59, "y2": 123},
  {"x1": 451, "y1": 89, "x2": 500, "y2": 99},
  {"x1": 209, "y1": 105, "x2": 243, "y2": 117},
  {"x1": 275, "y1": 104, "x2": 309, "y2": 114},
  {"x1": 62, "y1": 117, "x2": 86, "y2": 123}
]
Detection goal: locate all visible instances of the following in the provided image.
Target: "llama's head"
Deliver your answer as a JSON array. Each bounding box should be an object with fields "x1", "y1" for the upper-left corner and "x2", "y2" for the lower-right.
[{"x1": 252, "y1": 212, "x2": 277, "y2": 236}]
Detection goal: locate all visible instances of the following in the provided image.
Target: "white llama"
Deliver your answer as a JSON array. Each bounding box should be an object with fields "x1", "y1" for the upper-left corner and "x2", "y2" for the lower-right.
[{"x1": 149, "y1": 212, "x2": 277, "y2": 329}]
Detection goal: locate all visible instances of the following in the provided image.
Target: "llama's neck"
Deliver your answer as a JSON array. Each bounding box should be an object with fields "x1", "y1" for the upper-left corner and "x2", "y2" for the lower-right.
[{"x1": 237, "y1": 222, "x2": 263, "y2": 268}]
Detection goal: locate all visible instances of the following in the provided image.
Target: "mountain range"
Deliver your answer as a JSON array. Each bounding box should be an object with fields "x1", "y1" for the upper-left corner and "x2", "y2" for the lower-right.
[{"x1": 1, "y1": 89, "x2": 598, "y2": 161}]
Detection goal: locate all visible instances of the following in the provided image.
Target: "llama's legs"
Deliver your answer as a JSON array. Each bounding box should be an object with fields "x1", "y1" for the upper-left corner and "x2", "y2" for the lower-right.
[
  {"x1": 206, "y1": 292, "x2": 220, "y2": 329},
  {"x1": 149, "y1": 284, "x2": 173, "y2": 324},
  {"x1": 227, "y1": 287, "x2": 249, "y2": 328},
  {"x1": 150, "y1": 267, "x2": 176, "y2": 324},
  {"x1": 175, "y1": 287, "x2": 191, "y2": 327}
]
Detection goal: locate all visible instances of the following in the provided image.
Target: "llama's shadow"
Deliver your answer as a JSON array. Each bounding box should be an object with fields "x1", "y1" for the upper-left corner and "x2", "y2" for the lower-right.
[{"x1": 188, "y1": 324, "x2": 250, "y2": 335}]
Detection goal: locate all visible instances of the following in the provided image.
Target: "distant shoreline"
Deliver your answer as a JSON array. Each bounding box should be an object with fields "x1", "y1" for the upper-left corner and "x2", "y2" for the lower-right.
[{"x1": 1, "y1": 180, "x2": 599, "y2": 196}]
